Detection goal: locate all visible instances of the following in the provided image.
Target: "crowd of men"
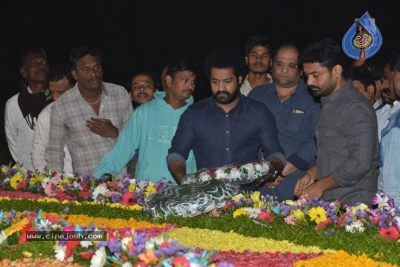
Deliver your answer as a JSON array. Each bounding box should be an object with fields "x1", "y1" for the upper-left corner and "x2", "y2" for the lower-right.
[{"x1": 5, "y1": 36, "x2": 400, "y2": 207}]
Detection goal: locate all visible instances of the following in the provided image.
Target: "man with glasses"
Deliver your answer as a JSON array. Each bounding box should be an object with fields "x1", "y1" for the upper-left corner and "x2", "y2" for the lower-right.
[{"x1": 248, "y1": 44, "x2": 321, "y2": 201}]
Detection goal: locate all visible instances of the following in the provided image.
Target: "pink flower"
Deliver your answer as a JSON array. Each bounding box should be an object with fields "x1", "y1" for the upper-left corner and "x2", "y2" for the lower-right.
[
  {"x1": 122, "y1": 192, "x2": 137, "y2": 205},
  {"x1": 211, "y1": 208, "x2": 220, "y2": 217},
  {"x1": 284, "y1": 215, "x2": 296, "y2": 225},
  {"x1": 257, "y1": 211, "x2": 274, "y2": 222},
  {"x1": 379, "y1": 226, "x2": 400, "y2": 240},
  {"x1": 16, "y1": 181, "x2": 28, "y2": 190},
  {"x1": 315, "y1": 218, "x2": 333, "y2": 231},
  {"x1": 171, "y1": 256, "x2": 190, "y2": 267},
  {"x1": 221, "y1": 201, "x2": 235, "y2": 211},
  {"x1": 44, "y1": 178, "x2": 60, "y2": 196}
]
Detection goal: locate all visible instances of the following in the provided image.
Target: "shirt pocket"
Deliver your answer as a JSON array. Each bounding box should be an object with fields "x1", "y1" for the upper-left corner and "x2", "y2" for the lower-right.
[{"x1": 286, "y1": 113, "x2": 305, "y2": 133}]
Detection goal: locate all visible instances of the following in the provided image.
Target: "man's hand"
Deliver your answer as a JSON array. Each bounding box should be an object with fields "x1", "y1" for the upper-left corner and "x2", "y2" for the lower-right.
[
  {"x1": 294, "y1": 173, "x2": 315, "y2": 197},
  {"x1": 265, "y1": 175, "x2": 285, "y2": 189},
  {"x1": 298, "y1": 181, "x2": 323, "y2": 199},
  {"x1": 86, "y1": 118, "x2": 119, "y2": 138}
]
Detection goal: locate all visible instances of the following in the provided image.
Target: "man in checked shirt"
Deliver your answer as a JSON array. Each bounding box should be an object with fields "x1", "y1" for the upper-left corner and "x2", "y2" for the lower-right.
[{"x1": 46, "y1": 45, "x2": 132, "y2": 176}]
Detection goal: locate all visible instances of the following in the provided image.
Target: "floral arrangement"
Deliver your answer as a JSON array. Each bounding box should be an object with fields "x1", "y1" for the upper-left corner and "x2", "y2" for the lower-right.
[
  {"x1": 181, "y1": 161, "x2": 271, "y2": 185},
  {"x1": 0, "y1": 208, "x2": 231, "y2": 267},
  {"x1": 221, "y1": 190, "x2": 400, "y2": 241},
  {"x1": 0, "y1": 164, "x2": 173, "y2": 206}
]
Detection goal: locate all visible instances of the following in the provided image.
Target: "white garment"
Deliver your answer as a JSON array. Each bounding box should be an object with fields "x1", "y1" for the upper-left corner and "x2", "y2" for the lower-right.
[
  {"x1": 5, "y1": 90, "x2": 35, "y2": 170},
  {"x1": 240, "y1": 74, "x2": 273, "y2": 96},
  {"x1": 31, "y1": 102, "x2": 73, "y2": 173}
]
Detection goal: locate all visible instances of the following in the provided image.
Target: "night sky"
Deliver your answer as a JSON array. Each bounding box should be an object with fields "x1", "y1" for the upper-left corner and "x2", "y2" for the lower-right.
[{"x1": 1, "y1": 0, "x2": 400, "y2": 163}]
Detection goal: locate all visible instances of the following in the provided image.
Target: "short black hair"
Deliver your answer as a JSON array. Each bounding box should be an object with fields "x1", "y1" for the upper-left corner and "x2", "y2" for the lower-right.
[
  {"x1": 346, "y1": 66, "x2": 375, "y2": 92},
  {"x1": 19, "y1": 48, "x2": 47, "y2": 69},
  {"x1": 166, "y1": 58, "x2": 197, "y2": 78},
  {"x1": 300, "y1": 38, "x2": 345, "y2": 73},
  {"x1": 48, "y1": 65, "x2": 75, "y2": 85},
  {"x1": 244, "y1": 36, "x2": 273, "y2": 56},
  {"x1": 126, "y1": 71, "x2": 161, "y2": 91},
  {"x1": 204, "y1": 47, "x2": 247, "y2": 80},
  {"x1": 362, "y1": 60, "x2": 384, "y2": 81},
  {"x1": 69, "y1": 45, "x2": 101, "y2": 71}
]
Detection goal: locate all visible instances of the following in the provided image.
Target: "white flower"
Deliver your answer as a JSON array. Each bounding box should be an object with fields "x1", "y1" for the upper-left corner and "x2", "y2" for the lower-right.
[
  {"x1": 121, "y1": 237, "x2": 132, "y2": 251},
  {"x1": 92, "y1": 183, "x2": 109, "y2": 201},
  {"x1": 54, "y1": 245, "x2": 73, "y2": 262},
  {"x1": 137, "y1": 180, "x2": 148, "y2": 189},
  {"x1": 80, "y1": 240, "x2": 92, "y2": 248},
  {"x1": 215, "y1": 168, "x2": 228, "y2": 180},
  {"x1": 36, "y1": 219, "x2": 53, "y2": 230},
  {"x1": 90, "y1": 246, "x2": 107, "y2": 267},
  {"x1": 41, "y1": 177, "x2": 50, "y2": 188},
  {"x1": 145, "y1": 236, "x2": 165, "y2": 250},
  {"x1": 345, "y1": 221, "x2": 365, "y2": 233},
  {"x1": 244, "y1": 207, "x2": 261, "y2": 218},
  {"x1": 254, "y1": 161, "x2": 270, "y2": 173},
  {"x1": 122, "y1": 263, "x2": 133, "y2": 267},
  {"x1": 0, "y1": 230, "x2": 8, "y2": 245},
  {"x1": 3, "y1": 178, "x2": 10, "y2": 183},
  {"x1": 198, "y1": 172, "x2": 212, "y2": 182},
  {"x1": 72, "y1": 181, "x2": 82, "y2": 190},
  {"x1": 228, "y1": 168, "x2": 241, "y2": 180}
]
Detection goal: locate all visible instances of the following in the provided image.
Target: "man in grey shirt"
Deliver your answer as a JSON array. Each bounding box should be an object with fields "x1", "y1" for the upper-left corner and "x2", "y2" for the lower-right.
[{"x1": 294, "y1": 38, "x2": 378, "y2": 207}]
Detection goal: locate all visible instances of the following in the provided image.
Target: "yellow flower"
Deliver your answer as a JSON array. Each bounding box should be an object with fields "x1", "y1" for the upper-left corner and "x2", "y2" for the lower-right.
[
  {"x1": 351, "y1": 203, "x2": 369, "y2": 215},
  {"x1": 308, "y1": 206, "x2": 327, "y2": 224},
  {"x1": 29, "y1": 177, "x2": 37, "y2": 185},
  {"x1": 128, "y1": 184, "x2": 136, "y2": 192},
  {"x1": 284, "y1": 200, "x2": 297, "y2": 206},
  {"x1": 233, "y1": 208, "x2": 247, "y2": 218},
  {"x1": 251, "y1": 191, "x2": 263, "y2": 208},
  {"x1": 35, "y1": 175, "x2": 44, "y2": 182},
  {"x1": 232, "y1": 193, "x2": 245, "y2": 202},
  {"x1": 145, "y1": 184, "x2": 156, "y2": 197},
  {"x1": 10, "y1": 173, "x2": 24, "y2": 189},
  {"x1": 293, "y1": 209, "x2": 305, "y2": 222},
  {"x1": 4, "y1": 218, "x2": 29, "y2": 236},
  {"x1": 1, "y1": 166, "x2": 9, "y2": 173}
]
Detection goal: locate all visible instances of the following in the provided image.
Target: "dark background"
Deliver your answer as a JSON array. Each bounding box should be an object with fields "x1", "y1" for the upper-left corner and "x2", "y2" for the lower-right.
[{"x1": 1, "y1": 0, "x2": 399, "y2": 164}]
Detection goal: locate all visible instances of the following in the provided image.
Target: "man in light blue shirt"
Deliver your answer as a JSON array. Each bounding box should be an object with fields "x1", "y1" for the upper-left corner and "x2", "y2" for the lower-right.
[{"x1": 378, "y1": 55, "x2": 400, "y2": 205}]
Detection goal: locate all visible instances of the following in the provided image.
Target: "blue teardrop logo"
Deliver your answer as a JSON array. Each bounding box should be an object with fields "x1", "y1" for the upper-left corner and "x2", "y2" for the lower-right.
[{"x1": 342, "y1": 12, "x2": 383, "y2": 60}]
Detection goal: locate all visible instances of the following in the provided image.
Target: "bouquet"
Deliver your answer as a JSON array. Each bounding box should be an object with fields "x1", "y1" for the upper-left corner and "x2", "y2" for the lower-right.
[{"x1": 181, "y1": 160, "x2": 272, "y2": 185}]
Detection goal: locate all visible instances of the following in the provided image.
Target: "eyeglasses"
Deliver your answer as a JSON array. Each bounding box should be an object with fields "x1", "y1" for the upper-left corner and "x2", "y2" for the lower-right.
[{"x1": 273, "y1": 61, "x2": 298, "y2": 69}]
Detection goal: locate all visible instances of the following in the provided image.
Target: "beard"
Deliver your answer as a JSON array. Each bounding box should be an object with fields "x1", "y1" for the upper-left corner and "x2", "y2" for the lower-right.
[
  {"x1": 213, "y1": 84, "x2": 240, "y2": 104},
  {"x1": 310, "y1": 77, "x2": 337, "y2": 97}
]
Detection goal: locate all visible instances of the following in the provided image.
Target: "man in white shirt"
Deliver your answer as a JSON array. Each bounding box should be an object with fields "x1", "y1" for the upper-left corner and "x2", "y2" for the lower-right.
[
  {"x1": 5, "y1": 48, "x2": 53, "y2": 170},
  {"x1": 240, "y1": 36, "x2": 273, "y2": 96},
  {"x1": 31, "y1": 65, "x2": 75, "y2": 173}
]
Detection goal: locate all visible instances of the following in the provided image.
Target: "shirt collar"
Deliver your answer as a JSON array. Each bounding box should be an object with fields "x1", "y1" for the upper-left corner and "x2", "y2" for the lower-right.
[{"x1": 321, "y1": 80, "x2": 351, "y2": 104}]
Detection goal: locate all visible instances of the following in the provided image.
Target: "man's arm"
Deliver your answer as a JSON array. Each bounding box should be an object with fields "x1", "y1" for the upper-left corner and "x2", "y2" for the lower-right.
[
  {"x1": 286, "y1": 103, "x2": 321, "y2": 173},
  {"x1": 166, "y1": 111, "x2": 195, "y2": 184},
  {"x1": 4, "y1": 101, "x2": 19, "y2": 163},
  {"x1": 93, "y1": 111, "x2": 139, "y2": 178},
  {"x1": 31, "y1": 107, "x2": 51, "y2": 170},
  {"x1": 167, "y1": 158, "x2": 187, "y2": 184},
  {"x1": 331, "y1": 103, "x2": 377, "y2": 186},
  {"x1": 46, "y1": 103, "x2": 66, "y2": 171}
]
